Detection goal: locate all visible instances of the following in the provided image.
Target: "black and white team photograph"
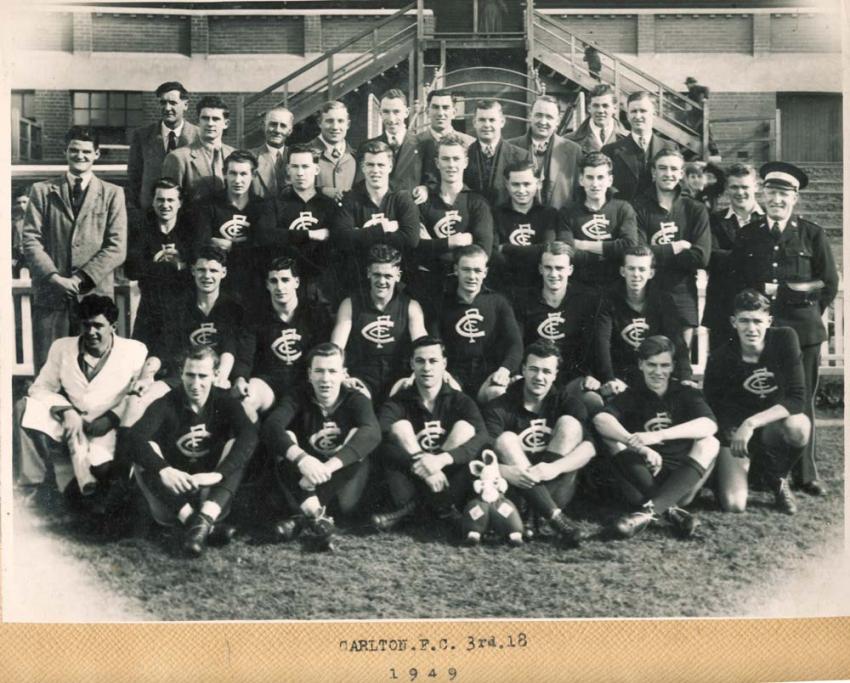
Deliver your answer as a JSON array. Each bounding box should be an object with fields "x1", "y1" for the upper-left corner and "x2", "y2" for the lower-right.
[{"x1": 2, "y1": 0, "x2": 846, "y2": 625}]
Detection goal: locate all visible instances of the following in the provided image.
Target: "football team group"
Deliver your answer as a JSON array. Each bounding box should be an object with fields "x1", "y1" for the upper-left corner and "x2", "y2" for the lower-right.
[{"x1": 14, "y1": 80, "x2": 838, "y2": 556}]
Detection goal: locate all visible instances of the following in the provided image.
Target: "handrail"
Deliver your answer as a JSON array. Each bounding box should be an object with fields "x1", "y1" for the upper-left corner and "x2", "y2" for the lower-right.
[{"x1": 245, "y1": 1, "x2": 417, "y2": 108}]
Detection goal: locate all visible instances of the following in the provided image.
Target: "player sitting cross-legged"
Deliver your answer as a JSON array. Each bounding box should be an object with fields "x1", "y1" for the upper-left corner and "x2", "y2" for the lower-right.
[{"x1": 593, "y1": 335, "x2": 719, "y2": 539}]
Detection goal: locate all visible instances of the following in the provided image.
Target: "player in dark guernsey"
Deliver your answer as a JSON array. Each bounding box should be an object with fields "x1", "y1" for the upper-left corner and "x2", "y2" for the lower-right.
[
  {"x1": 593, "y1": 246, "x2": 694, "y2": 401},
  {"x1": 482, "y1": 341, "x2": 595, "y2": 545},
  {"x1": 125, "y1": 179, "x2": 197, "y2": 350},
  {"x1": 231, "y1": 257, "x2": 332, "y2": 423},
  {"x1": 261, "y1": 343, "x2": 380, "y2": 551},
  {"x1": 703, "y1": 290, "x2": 809, "y2": 515},
  {"x1": 513, "y1": 241, "x2": 604, "y2": 411},
  {"x1": 372, "y1": 336, "x2": 488, "y2": 532},
  {"x1": 556, "y1": 152, "x2": 638, "y2": 293},
  {"x1": 490, "y1": 160, "x2": 560, "y2": 295},
  {"x1": 413, "y1": 135, "x2": 493, "y2": 317},
  {"x1": 593, "y1": 336, "x2": 719, "y2": 539},
  {"x1": 333, "y1": 140, "x2": 419, "y2": 299},
  {"x1": 633, "y1": 147, "x2": 711, "y2": 348},
  {"x1": 127, "y1": 346, "x2": 259, "y2": 557},
  {"x1": 434, "y1": 244, "x2": 523, "y2": 404},
  {"x1": 331, "y1": 244, "x2": 427, "y2": 407},
  {"x1": 257, "y1": 143, "x2": 338, "y2": 304}
]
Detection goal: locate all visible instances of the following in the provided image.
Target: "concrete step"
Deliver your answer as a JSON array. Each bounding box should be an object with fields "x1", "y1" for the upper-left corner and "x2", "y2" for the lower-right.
[
  {"x1": 789, "y1": 162, "x2": 843, "y2": 182},
  {"x1": 804, "y1": 180, "x2": 843, "y2": 193},
  {"x1": 797, "y1": 191, "x2": 843, "y2": 212}
]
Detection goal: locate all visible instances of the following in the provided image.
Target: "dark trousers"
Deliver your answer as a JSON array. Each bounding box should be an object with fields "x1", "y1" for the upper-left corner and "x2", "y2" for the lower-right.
[
  {"x1": 275, "y1": 456, "x2": 370, "y2": 515},
  {"x1": 380, "y1": 443, "x2": 472, "y2": 512},
  {"x1": 793, "y1": 343, "x2": 821, "y2": 485},
  {"x1": 137, "y1": 466, "x2": 244, "y2": 526}
]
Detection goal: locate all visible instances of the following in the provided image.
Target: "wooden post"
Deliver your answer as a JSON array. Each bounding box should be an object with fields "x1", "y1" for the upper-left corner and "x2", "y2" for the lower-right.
[
  {"x1": 701, "y1": 98, "x2": 710, "y2": 160},
  {"x1": 372, "y1": 28, "x2": 379, "y2": 60},
  {"x1": 657, "y1": 85, "x2": 665, "y2": 121},
  {"x1": 417, "y1": 0, "x2": 425, "y2": 108},
  {"x1": 774, "y1": 108, "x2": 782, "y2": 160},
  {"x1": 613, "y1": 60, "x2": 620, "y2": 109},
  {"x1": 570, "y1": 34, "x2": 575, "y2": 65},
  {"x1": 526, "y1": 0, "x2": 536, "y2": 99},
  {"x1": 408, "y1": 47, "x2": 415, "y2": 111},
  {"x1": 327, "y1": 54, "x2": 335, "y2": 101},
  {"x1": 575, "y1": 90, "x2": 585, "y2": 133},
  {"x1": 235, "y1": 94, "x2": 245, "y2": 147},
  {"x1": 473, "y1": 0, "x2": 479, "y2": 34},
  {"x1": 283, "y1": 83, "x2": 289, "y2": 109}
]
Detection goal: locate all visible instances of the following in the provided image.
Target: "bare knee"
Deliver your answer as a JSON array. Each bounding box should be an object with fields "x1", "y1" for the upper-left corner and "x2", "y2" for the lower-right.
[
  {"x1": 689, "y1": 435, "x2": 719, "y2": 469},
  {"x1": 783, "y1": 414, "x2": 811, "y2": 448}
]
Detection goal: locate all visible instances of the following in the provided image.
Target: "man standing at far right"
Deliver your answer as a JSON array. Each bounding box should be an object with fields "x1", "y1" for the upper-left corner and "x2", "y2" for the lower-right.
[{"x1": 730, "y1": 162, "x2": 837, "y2": 497}]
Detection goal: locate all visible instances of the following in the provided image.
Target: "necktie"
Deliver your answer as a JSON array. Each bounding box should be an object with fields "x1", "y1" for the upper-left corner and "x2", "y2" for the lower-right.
[
  {"x1": 483, "y1": 144, "x2": 494, "y2": 158},
  {"x1": 212, "y1": 147, "x2": 223, "y2": 179},
  {"x1": 167, "y1": 131, "x2": 177, "y2": 153},
  {"x1": 771, "y1": 221, "x2": 782, "y2": 240},
  {"x1": 388, "y1": 136, "x2": 399, "y2": 152},
  {"x1": 331, "y1": 147, "x2": 341, "y2": 160},
  {"x1": 72, "y1": 177, "x2": 83, "y2": 215},
  {"x1": 274, "y1": 149, "x2": 286, "y2": 181},
  {"x1": 598, "y1": 127, "x2": 606, "y2": 145},
  {"x1": 638, "y1": 136, "x2": 647, "y2": 152}
]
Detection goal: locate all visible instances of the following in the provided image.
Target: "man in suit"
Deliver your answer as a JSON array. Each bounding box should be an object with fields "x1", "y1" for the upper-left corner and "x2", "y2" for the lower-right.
[
  {"x1": 416, "y1": 89, "x2": 475, "y2": 190},
  {"x1": 162, "y1": 95, "x2": 235, "y2": 204},
  {"x1": 366, "y1": 89, "x2": 422, "y2": 196},
  {"x1": 507, "y1": 95, "x2": 582, "y2": 209},
  {"x1": 464, "y1": 99, "x2": 530, "y2": 209},
  {"x1": 310, "y1": 100, "x2": 358, "y2": 202},
  {"x1": 126, "y1": 81, "x2": 199, "y2": 216},
  {"x1": 566, "y1": 84, "x2": 627, "y2": 155},
  {"x1": 602, "y1": 91, "x2": 677, "y2": 203},
  {"x1": 22, "y1": 127, "x2": 128, "y2": 371},
  {"x1": 250, "y1": 105, "x2": 294, "y2": 199}
]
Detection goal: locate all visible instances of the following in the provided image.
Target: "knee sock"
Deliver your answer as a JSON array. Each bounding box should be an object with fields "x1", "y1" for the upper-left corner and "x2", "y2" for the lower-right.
[
  {"x1": 614, "y1": 450, "x2": 658, "y2": 501},
  {"x1": 651, "y1": 459, "x2": 706, "y2": 513},
  {"x1": 523, "y1": 483, "x2": 558, "y2": 517}
]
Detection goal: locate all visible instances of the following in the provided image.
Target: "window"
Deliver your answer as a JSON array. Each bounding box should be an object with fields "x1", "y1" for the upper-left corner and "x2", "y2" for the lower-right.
[
  {"x1": 12, "y1": 91, "x2": 36, "y2": 120},
  {"x1": 18, "y1": 119, "x2": 43, "y2": 161},
  {"x1": 72, "y1": 91, "x2": 143, "y2": 128}
]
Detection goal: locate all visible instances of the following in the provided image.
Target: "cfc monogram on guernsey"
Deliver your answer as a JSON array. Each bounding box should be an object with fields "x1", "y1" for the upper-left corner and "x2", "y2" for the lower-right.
[
  {"x1": 360, "y1": 314, "x2": 395, "y2": 349},
  {"x1": 580, "y1": 214, "x2": 612, "y2": 240},
  {"x1": 153, "y1": 243, "x2": 178, "y2": 262},
  {"x1": 416, "y1": 420, "x2": 447, "y2": 452},
  {"x1": 650, "y1": 221, "x2": 678, "y2": 246},
  {"x1": 433, "y1": 209, "x2": 462, "y2": 238},
  {"x1": 288, "y1": 211, "x2": 318, "y2": 231},
  {"x1": 644, "y1": 412, "x2": 673, "y2": 432},
  {"x1": 218, "y1": 214, "x2": 250, "y2": 242},
  {"x1": 190, "y1": 322, "x2": 219, "y2": 347},
  {"x1": 456, "y1": 308, "x2": 485, "y2": 343},
  {"x1": 518, "y1": 418, "x2": 552, "y2": 454},
  {"x1": 176, "y1": 424, "x2": 212, "y2": 459},
  {"x1": 271, "y1": 328, "x2": 303, "y2": 364},
  {"x1": 508, "y1": 223, "x2": 535, "y2": 246},
  {"x1": 309, "y1": 421, "x2": 342, "y2": 456},
  {"x1": 743, "y1": 368, "x2": 779, "y2": 398},
  {"x1": 362, "y1": 213, "x2": 386, "y2": 229},
  {"x1": 620, "y1": 317, "x2": 649, "y2": 349},
  {"x1": 536, "y1": 312, "x2": 566, "y2": 341}
]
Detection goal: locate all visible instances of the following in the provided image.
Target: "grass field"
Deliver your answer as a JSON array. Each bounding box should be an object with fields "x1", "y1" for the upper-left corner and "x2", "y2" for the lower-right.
[{"x1": 16, "y1": 425, "x2": 844, "y2": 621}]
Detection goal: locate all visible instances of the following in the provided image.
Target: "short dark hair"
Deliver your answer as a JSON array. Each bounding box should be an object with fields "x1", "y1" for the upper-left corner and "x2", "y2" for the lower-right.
[
  {"x1": 453, "y1": 243, "x2": 488, "y2": 264},
  {"x1": 306, "y1": 342, "x2": 345, "y2": 369},
  {"x1": 152, "y1": 178, "x2": 183, "y2": 200},
  {"x1": 360, "y1": 139, "x2": 393, "y2": 160},
  {"x1": 180, "y1": 344, "x2": 220, "y2": 370},
  {"x1": 523, "y1": 339, "x2": 562, "y2": 369},
  {"x1": 651, "y1": 147, "x2": 685, "y2": 167},
  {"x1": 367, "y1": 243, "x2": 402, "y2": 268},
  {"x1": 726, "y1": 163, "x2": 757, "y2": 180},
  {"x1": 155, "y1": 81, "x2": 189, "y2": 99},
  {"x1": 627, "y1": 91, "x2": 656, "y2": 109},
  {"x1": 579, "y1": 151, "x2": 613, "y2": 174},
  {"x1": 224, "y1": 149, "x2": 258, "y2": 172},
  {"x1": 426, "y1": 89, "x2": 459, "y2": 105},
  {"x1": 196, "y1": 95, "x2": 230, "y2": 119},
  {"x1": 286, "y1": 143, "x2": 320, "y2": 164},
  {"x1": 623, "y1": 244, "x2": 655, "y2": 267},
  {"x1": 684, "y1": 161, "x2": 704, "y2": 177},
  {"x1": 411, "y1": 335, "x2": 446, "y2": 357},
  {"x1": 192, "y1": 245, "x2": 228, "y2": 267},
  {"x1": 77, "y1": 295, "x2": 118, "y2": 324},
  {"x1": 637, "y1": 335, "x2": 674, "y2": 361},
  {"x1": 319, "y1": 100, "x2": 348, "y2": 117},
  {"x1": 13, "y1": 185, "x2": 29, "y2": 199},
  {"x1": 589, "y1": 83, "x2": 617, "y2": 102},
  {"x1": 541, "y1": 240, "x2": 574, "y2": 260},
  {"x1": 503, "y1": 159, "x2": 536, "y2": 179},
  {"x1": 64, "y1": 126, "x2": 99, "y2": 150},
  {"x1": 474, "y1": 99, "x2": 502, "y2": 114},
  {"x1": 733, "y1": 288, "x2": 771, "y2": 314},
  {"x1": 266, "y1": 256, "x2": 299, "y2": 278},
  {"x1": 380, "y1": 89, "x2": 408, "y2": 106}
]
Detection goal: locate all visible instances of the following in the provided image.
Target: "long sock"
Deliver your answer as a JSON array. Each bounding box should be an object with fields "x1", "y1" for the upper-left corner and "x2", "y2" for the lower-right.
[
  {"x1": 651, "y1": 459, "x2": 706, "y2": 512},
  {"x1": 524, "y1": 483, "x2": 558, "y2": 517},
  {"x1": 614, "y1": 450, "x2": 658, "y2": 501}
]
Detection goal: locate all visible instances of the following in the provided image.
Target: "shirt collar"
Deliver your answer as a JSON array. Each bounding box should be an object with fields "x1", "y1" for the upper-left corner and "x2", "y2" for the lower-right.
[
  {"x1": 725, "y1": 203, "x2": 764, "y2": 225},
  {"x1": 479, "y1": 137, "x2": 501, "y2": 153},
  {"x1": 319, "y1": 136, "x2": 346, "y2": 157},
  {"x1": 631, "y1": 131, "x2": 651, "y2": 148},
  {"x1": 266, "y1": 143, "x2": 286, "y2": 157},
  {"x1": 66, "y1": 171, "x2": 93, "y2": 191},
  {"x1": 589, "y1": 119, "x2": 612, "y2": 139},
  {"x1": 161, "y1": 121, "x2": 184, "y2": 141}
]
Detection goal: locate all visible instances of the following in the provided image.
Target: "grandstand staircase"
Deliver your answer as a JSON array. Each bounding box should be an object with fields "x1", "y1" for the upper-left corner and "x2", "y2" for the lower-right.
[{"x1": 795, "y1": 162, "x2": 843, "y2": 236}]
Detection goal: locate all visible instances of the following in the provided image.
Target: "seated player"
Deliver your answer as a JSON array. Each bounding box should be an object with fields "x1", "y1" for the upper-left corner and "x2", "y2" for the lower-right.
[
  {"x1": 413, "y1": 135, "x2": 493, "y2": 317},
  {"x1": 372, "y1": 336, "x2": 488, "y2": 532},
  {"x1": 334, "y1": 140, "x2": 419, "y2": 299},
  {"x1": 261, "y1": 343, "x2": 381, "y2": 551},
  {"x1": 482, "y1": 340, "x2": 595, "y2": 545},
  {"x1": 556, "y1": 152, "x2": 638, "y2": 293},
  {"x1": 231, "y1": 257, "x2": 332, "y2": 422},
  {"x1": 434, "y1": 244, "x2": 523, "y2": 404},
  {"x1": 331, "y1": 244, "x2": 427, "y2": 407},
  {"x1": 593, "y1": 246, "x2": 693, "y2": 400},
  {"x1": 703, "y1": 290, "x2": 809, "y2": 515},
  {"x1": 513, "y1": 241, "x2": 604, "y2": 411},
  {"x1": 490, "y1": 160, "x2": 559, "y2": 296},
  {"x1": 17, "y1": 296, "x2": 150, "y2": 515},
  {"x1": 593, "y1": 336, "x2": 719, "y2": 539},
  {"x1": 127, "y1": 346, "x2": 259, "y2": 557}
]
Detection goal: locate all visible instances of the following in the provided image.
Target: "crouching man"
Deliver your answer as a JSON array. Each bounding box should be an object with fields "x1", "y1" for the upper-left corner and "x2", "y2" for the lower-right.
[
  {"x1": 703, "y1": 290, "x2": 810, "y2": 515},
  {"x1": 17, "y1": 295, "x2": 150, "y2": 515},
  {"x1": 593, "y1": 335, "x2": 718, "y2": 539},
  {"x1": 261, "y1": 343, "x2": 380, "y2": 551},
  {"x1": 372, "y1": 336, "x2": 488, "y2": 533},
  {"x1": 126, "y1": 346, "x2": 259, "y2": 557}
]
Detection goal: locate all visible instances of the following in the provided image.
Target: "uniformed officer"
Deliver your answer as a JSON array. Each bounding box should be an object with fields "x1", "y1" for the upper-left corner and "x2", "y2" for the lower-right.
[{"x1": 729, "y1": 162, "x2": 838, "y2": 496}]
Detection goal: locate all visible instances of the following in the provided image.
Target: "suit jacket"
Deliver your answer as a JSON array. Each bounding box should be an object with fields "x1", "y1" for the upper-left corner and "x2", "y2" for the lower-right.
[
  {"x1": 126, "y1": 121, "x2": 199, "y2": 211},
  {"x1": 565, "y1": 117, "x2": 628, "y2": 155},
  {"x1": 22, "y1": 175, "x2": 127, "y2": 309},
  {"x1": 249, "y1": 144, "x2": 288, "y2": 199},
  {"x1": 367, "y1": 131, "x2": 422, "y2": 192},
  {"x1": 464, "y1": 139, "x2": 531, "y2": 208},
  {"x1": 309, "y1": 136, "x2": 358, "y2": 199},
  {"x1": 507, "y1": 132, "x2": 582, "y2": 209},
  {"x1": 161, "y1": 139, "x2": 235, "y2": 204},
  {"x1": 602, "y1": 134, "x2": 678, "y2": 203},
  {"x1": 416, "y1": 128, "x2": 475, "y2": 188}
]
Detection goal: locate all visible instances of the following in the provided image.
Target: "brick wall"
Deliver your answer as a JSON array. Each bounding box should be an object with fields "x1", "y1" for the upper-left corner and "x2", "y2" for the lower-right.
[
  {"x1": 93, "y1": 15, "x2": 190, "y2": 54},
  {"x1": 655, "y1": 15, "x2": 752, "y2": 53},
  {"x1": 18, "y1": 12, "x2": 73, "y2": 51},
  {"x1": 209, "y1": 17, "x2": 305, "y2": 54},
  {"x1": 550, "y1": 15, "x2": 637, "y2": 54},
  {"x1": 770, "y1": 13, "x2": 841, "y2": 52},
  {"x1": 710, "y1": 91, "x2": 777, "y2": 162},
  {"x1": 320, "y1": 16, "x2": 416, "y2": 52},
  {"x1": 33, "y1": 91, "x2": 73, "y2": 160}
]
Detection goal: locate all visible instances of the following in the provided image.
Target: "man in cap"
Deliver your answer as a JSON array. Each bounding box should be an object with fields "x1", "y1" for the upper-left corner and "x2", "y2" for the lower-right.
[{"x1": 730, "y1": 161, "x2": 838, "y2": 496}]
